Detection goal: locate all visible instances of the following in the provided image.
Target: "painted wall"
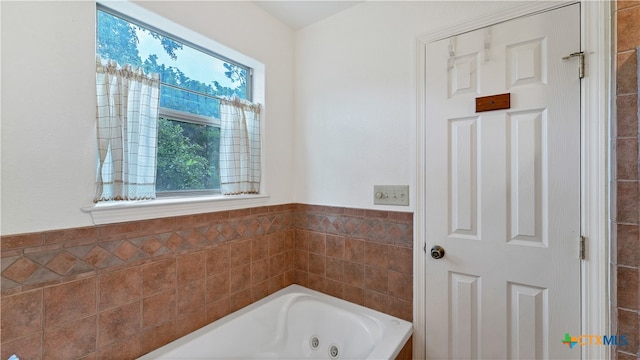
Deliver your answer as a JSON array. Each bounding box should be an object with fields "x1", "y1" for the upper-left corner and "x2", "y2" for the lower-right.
[
  {"x1": 293, "y1": 1, "x2": 517, "y2": 211},
  {"x1": 0, "y1": 1, "x2": 295, "y2": 235}
]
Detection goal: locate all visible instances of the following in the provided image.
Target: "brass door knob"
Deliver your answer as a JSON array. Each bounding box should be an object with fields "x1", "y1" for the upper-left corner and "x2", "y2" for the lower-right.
[{"x1": 430, "y1": 245, "x2": 445, "y2": 259}]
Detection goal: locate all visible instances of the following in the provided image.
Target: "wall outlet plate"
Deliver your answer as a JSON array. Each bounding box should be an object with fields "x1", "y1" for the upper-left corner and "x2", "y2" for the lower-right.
[{"x1": 373, "y1": 185, "x2": 409, "y2": 206}]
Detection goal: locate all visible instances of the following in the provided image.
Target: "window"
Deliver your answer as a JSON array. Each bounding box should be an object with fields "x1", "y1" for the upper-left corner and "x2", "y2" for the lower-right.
[{"x1": 96, "y1": 6, "x2": 252, "y2": 196}]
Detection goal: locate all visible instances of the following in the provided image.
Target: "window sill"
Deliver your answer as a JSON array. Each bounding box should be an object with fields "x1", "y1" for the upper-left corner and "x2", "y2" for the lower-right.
[{"x1": 81, "y1": 194, "x2": 270, "y2": 225}]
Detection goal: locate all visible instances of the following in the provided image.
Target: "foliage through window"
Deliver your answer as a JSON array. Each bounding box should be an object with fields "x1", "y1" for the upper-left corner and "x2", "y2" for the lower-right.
[{"x1": 96, "y1": 7, "x2": 251, "y2": 194}]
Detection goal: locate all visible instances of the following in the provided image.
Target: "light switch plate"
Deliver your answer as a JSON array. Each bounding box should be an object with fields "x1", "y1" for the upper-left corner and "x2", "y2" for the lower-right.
[{"x1": 373, "y1": 185, "x2": 409, "y2": 206}]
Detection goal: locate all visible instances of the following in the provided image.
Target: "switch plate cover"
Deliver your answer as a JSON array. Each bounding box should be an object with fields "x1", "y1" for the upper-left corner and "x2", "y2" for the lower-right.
[{"x1": 373, "y1": 185, "x2": 409, "y2": 206}]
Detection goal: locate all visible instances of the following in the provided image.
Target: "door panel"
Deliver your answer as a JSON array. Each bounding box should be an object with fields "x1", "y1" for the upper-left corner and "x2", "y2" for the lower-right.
[{"x1": 425, "y1": 4, "x2": 581, "y2": 359}]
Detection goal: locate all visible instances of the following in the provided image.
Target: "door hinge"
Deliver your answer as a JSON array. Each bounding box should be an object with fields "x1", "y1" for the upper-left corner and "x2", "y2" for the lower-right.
[
  {"x1": 562, "y1": 51, "x2": 585, "y2": 79},
  {"x1": 580, "y1": 236, "x2": 586, "y2": 260}
]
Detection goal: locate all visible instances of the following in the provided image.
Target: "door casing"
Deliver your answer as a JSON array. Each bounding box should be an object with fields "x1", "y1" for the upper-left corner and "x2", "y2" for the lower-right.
[{"x1": 414, "y1": 1, "x2": 611, "y2": 359}]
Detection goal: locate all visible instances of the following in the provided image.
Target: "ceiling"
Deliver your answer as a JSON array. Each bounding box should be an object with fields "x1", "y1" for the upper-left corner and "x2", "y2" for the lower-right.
[{"x1": 253, "y1": 1, "x2": 363, "y2": 30}]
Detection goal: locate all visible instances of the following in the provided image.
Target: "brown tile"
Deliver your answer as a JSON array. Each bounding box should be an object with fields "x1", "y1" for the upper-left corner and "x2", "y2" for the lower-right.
[
  {"x1": 326, "y1": 235, "x2": 345, "y2": 259},
  {"x1": 2, "y1": 257, "x2": 40, "y2": 283},
  {"x1": 618, "y1": 0, "x2": 640, "y2": 10},
  {"x1": 618, "y1": 6, "x2": 640, "y2": 52},
  {"x1": 113, "y1": 241, "x2": 140, "y2": 262},
  {"x1": 177, "y1": 251, "x2": 206, "y2": 285},
  {"x1": 176, "y1": 310, "x2": 207, "y2": 339},
  {"x1": 143, "y1": 258, "x2": 176, "y2": 297},
  {"x1": 345, "y1": 238, "x2": 365, "y2": 263},
  {"x1": 617, "y1": 181, "x2": 639, "y2": 224},
  {"x1": 229, "y1": 288, "x2": 252, "y2": 312},
  {"x1": 251, "y1": 280, "x2": 270, "y2": 301},
  {"x1": 251, "y1": 237, "x2": 269, "y2": 261},
  {"x1": 389, "y1": 271, "x2": 412, "y2": 301},
  {"x1": 294, "y1": 229, "x2": 309, "y2": 250},
  {"x1": 293, "y1": 270, "x2": 308, "y2": 287},
  {"x1": 308, "y1": 253, "x2": 325, "y2": 276},
  {"x1": 617, "y1": 94, "x2": 639, "y2": 138},
  {"x1": 269, "y1": 234, "x2": 286, "y2": 256},
  {"x1": 142, "y1": 321, "x2": 176, "y2": 355},
  {"x1": 44, "y1": 315, "x2": 96, "y2": 360},
  {"x1": 139, "y1": 236, "x2": 164, "y2": 256},
  {"x1": 618, "y1": 224, "x2": 640, "y2": 266},
  {"x1": 143, "y1": 290, "x2": 175, "y2": 329},
  {"x1": 617, "y1": 309, "x2": 639, "y2": 353},
  {"x1": 344, "y1": 262, "x2": 365, "y2": 288},
  {"x1": 294, "y1": 250, "x2": 308, "y2": 271},
  {"x1": 1, "y1": 233, "x2": 44, "y2": 250},
  {"x1": 618, "y1": 51, "x2": 638, "y2": 95},
  {"x1": 617, "y1": 351, "x2": 638, "y2": 360},
  {"x1": 206, "y1": 244, "x2": 230, "y2": 275},
  {"x1": 308, "y1": 232, "x2": 326, "y2": 254},
  {"x1": 46, "y1": 252, "x2": 78, "y2": 275},
  {"x1": 269, "y1": 252, "x2": 287, "y2": 277},
  {"x1": 178, "y1": 279, "x2": 206, "y2": 316},
  {"x1": 326, "y1": 257, "x2": 344, "y2": 282},
  {"x1": 617, "y1": 267, "x2": 639, "y2": 309},
  {"x1": 343, "y1": 284, "x2": 365, "y2": 306},
  {"x1": 206, "y1": 297, "x2": 230, "y2": 323},
  {"x1": 98, "y1": 302, "x2": 141, "y2": 348},
  {"x1": 83, "y1": 246, "x2": 112, "y2": 268},
  {"x1": 99, "y1": 267, "x2": 142, "y2": 310},
  {"x1": 97, "y1": 334, "x2": 142, "y2": 360},
  {"x1": 617, "y1": 138, "x2": 639, "y2": 180},
  {"x1": 365, "y1": 265, "x2": 388, "y2": 293},
  {"x1": 364, "y1": 242, "x2": 390, "y2": 269},
  {"x1": 1, "y1": 289, "x2": 42, "y2": 342},
  {"x1": 230, "y1": 240, "x2": 251, "y2": 267},
  {"x1": 206, "y1": 271, "x2": 230, "y2": 303},
  {"x1": 230, "y1": 264, "x2": 251, "y2": 293},
  {"x1": 388, "y1": 296, "x2": 412, "y2": 322},
  {"x1": 325, "y1": 279, "x2": 344, "y2": 299},
  {"x1": 269, "y1": 273, "x2": 286, "y2": 294},
  {"x1": 44, "y1": 278, "x2": 96, "y2": 326},
  {"x1": 365, "y1": 290, "x2": 389, "y2": 314},
  {"x1": 251, "y1": 258, "x2": 270, "y2": 284},
  {"x1": 308, "y1": 273, "x2": 326, "y2": 293},
  {"x1": 1, "y1": 332, "x2": 42, "y2": 360},
  {"x1": 99, "y1": 222, "x2": 140, "y2": 238},
  {"x1": 44, "y1": 226, "x2": 98, "y2": 244},
  {"x1": 389, "y1": 246, "x2": 413, "y2": 274}
]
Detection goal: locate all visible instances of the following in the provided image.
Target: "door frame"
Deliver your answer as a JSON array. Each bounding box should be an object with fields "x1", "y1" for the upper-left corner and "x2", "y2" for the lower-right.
[{"x1": 413, "y1": 1, "x2": 611, "y2": 359}]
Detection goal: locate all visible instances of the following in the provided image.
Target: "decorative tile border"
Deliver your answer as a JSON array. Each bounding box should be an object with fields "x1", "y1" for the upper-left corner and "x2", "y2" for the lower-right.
[{"x1": 1, "y1": 206, "x2": 294, "y2": 295}]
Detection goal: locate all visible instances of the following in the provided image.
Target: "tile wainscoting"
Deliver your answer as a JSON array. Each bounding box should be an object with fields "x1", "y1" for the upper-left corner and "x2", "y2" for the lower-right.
[
  {"x1": 614, "y1": 1, "x2": 640, "y2": 359},
  {"x1": 0, "y1": 204, "x2": 413, "y2": 359}
]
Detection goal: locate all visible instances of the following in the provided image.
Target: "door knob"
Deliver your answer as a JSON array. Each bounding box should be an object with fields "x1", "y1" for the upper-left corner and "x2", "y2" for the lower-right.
[{"x1": 430, "y1": 245, "x2": 445, "y2": 259}]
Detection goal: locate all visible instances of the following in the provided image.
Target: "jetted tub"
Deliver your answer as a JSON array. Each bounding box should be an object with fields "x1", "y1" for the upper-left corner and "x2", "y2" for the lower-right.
[{"x1": 138, "y1": 285, "x2": 413, "y2": 359}]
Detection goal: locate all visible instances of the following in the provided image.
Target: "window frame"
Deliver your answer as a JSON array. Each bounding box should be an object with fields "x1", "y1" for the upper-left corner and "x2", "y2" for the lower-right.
[
  {"x1": 85, "y1": 0, "x2": 268, "y2": 225},
  {"x1": 97, "y1": 4, "x2": 253, "y2": 197}
]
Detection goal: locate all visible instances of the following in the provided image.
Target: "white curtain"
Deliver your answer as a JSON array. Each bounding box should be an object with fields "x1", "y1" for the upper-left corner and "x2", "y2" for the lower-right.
[
  {"x1": 219, "y1": 97, "x2": 261, "y2": 195},
  {"x1": 94, "y1": 56, "x2": 161, "y2": 202}
]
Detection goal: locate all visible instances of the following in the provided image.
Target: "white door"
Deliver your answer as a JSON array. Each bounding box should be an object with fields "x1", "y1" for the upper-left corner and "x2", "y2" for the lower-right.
[{"x1": 424, "y1": 4, "x2": 581, "y2": 359}]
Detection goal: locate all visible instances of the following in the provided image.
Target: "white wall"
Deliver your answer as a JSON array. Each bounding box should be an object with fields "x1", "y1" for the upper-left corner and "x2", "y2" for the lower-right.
[
  {"x1": 293, "y1": 1, "x2": 517, "y2": 211},
  {"x1": 1, "y1": 1, "x2": 295, "y2": 235}
]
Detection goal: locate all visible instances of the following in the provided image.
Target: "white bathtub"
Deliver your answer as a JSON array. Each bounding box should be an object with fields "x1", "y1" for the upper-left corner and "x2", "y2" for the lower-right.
[{"x1": 138, "y1": 285, "x2": 413, "y2": 360}]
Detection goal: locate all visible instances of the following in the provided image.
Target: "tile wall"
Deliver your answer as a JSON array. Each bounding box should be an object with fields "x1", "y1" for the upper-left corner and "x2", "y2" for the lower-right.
[
  {"x1": 0, "y1": 204, "x2": 413, "y2": 359},
  {"x1": 614, "y1": 1, "x2": 640, "y2": 359}
]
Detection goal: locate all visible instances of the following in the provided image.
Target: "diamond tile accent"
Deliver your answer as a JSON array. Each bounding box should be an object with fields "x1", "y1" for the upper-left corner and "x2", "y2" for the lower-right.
[
  {"x1": 84, "y1": 246, "x2": 111, "y2": 268},
  {"x1": 3, "y1": 257, "x2": 40, "y2": 283},
  {"x1": 47, "y1": 252, "x2": 78, "y2": 275},
  {"x1": 140, "y1": 237, "x2": 163, "y2": 255}
]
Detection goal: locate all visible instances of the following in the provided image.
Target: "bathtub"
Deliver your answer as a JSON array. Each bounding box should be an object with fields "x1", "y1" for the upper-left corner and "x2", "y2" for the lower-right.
[{"x1": 138, "y1": 285, "x2": 413, "y2": 360}]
